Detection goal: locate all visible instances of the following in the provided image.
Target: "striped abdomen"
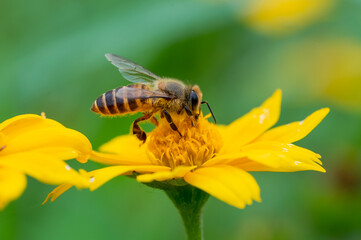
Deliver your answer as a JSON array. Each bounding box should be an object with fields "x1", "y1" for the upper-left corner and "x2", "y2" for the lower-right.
[{"x1": 91, "y1": 84, "x2": 154, "y2": 115}]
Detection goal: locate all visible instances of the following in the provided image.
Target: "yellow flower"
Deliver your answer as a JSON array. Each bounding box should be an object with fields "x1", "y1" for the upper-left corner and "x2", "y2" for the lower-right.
[
  {"x1": 0, "y1": 114, "x2": 92, "y2": 210},
  {"x1": 46, "y1": 90, "x2": 328, "y2": 209},
  {"x1": 274, "y1": 38, "x2": 361, "y2": 111},
  {"x1": 242, "y1": 0, "x2": 334, "y2": 35}
]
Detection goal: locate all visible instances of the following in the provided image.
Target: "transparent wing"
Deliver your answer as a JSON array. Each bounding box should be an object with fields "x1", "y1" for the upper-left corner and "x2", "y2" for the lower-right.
[
  {"x1": 116, "y1": 87, "x2": 175, "y2": 100},
  {"x1": 105, "y1": 53, "x2": 160, "y2": 84}
]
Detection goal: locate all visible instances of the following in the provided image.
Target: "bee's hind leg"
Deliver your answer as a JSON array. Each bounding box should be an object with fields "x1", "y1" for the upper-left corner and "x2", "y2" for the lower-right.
[
  {"x1": 162, "y1": 110, "x2": 182, "y2": 137},
  {"x1": 132, "y1": 113, "x2": 153, "y2": 142}
]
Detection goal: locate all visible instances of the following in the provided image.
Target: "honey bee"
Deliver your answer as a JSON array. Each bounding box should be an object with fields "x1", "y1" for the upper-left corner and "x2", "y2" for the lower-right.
[{"x1": 91, "y1": 54, "x2": 216, "y2": 142}]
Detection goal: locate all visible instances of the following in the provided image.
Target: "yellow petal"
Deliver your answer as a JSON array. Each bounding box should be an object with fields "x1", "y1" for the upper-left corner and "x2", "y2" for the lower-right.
[
  {"x1": 235, "y1": 141, "x2": 325, "y2": 172},
  {"x1": 99, "y1": 135, "x2": 146, "y2": 155},
  {"x1": 87, "y1": 165, "x2": 170, "y2": 191},
  {"x1": 0, "y1": 114, "x2": 63, "y2": 137},
  {"x1": 0, "y1": 152, "x2": 89, "y2": 187},
  {"x1": 257, "y1": 108, "x2": 329, "y2": 143},
  {"x1": 223, "y1": 90, "x2": 282, "y2": 152},
  {"x1": 91, "y1": 151, "x2": 152, "y2": 165},
  {"x1": 202, "y1": 152, "x2": 247, "y2": 167},
  {"x1": 43, "y1": 165, "x2": 171, "y2": 202},
  {"x1": 215, "y1": 124, "x2": 228, "y2": 144},
  {"x1": 42, "y1": 184, "x2": 73, "y2": 204},
  {"x1": 244, "y1": 0, "x2": 334, "y2": 35},
  {"x1": 91, "y1": 135, "x2": 151, "y2": 165},
  {"x1": 1, "y1": 127, "x2": 92, "y2": 162},
  {"x1": 204, "y1": 141, "x2": 324, "y2": 172},
  {"x1": 184, "y1": 165, "x2": 260, "y2": 209},
  {"x1": 0, "y1": 133, "x2": 6, "y2": 151},
  {"x1": 0, "y1": 167, "x2": 27, "y2": 210},
  {"x1": 203, "y1": 151, "x2": 282, "y2": 169},
  {"x1": 137, "y1": 166, "x2": 196, "y2": 182},
  {"x1": 0, "y1": 114, "x2": 92, "y2": 163}
]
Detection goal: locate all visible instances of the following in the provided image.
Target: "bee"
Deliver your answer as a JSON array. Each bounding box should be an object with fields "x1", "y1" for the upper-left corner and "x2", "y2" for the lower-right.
[{"x1": 91, "y1": 54, "x2": 216, "y2": 142}]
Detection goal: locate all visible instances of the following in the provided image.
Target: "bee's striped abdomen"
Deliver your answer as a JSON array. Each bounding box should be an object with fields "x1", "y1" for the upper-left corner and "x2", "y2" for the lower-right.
[
  {"x1": 123, "y1": 85, "x2": 153, "y2": 113},
  {"x1": 105, "y1": 89, "x2": 119, "y2": 114},
  {"x1": 91, "y1": 89, "x2": 117, "y2": 115},
  {"x1": 91, "y1": 84, "x2": 153, "y2": 115}
]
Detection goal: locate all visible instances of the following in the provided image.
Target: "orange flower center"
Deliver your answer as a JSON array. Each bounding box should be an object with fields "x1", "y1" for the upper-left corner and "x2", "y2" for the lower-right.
[{"x1": 146, "y1": 114, "x2": 223, "y2": 169}]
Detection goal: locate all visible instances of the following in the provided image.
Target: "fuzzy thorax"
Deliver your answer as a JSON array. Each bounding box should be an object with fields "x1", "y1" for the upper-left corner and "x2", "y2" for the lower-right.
[{"x1": 146, "y1": 115, "x2": 223, "y2": 169}]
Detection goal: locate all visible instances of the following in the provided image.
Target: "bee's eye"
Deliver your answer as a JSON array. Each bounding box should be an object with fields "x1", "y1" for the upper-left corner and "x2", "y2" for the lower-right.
[{"x1": 190, "y1": 90, "x2": 199, "y2": 110}]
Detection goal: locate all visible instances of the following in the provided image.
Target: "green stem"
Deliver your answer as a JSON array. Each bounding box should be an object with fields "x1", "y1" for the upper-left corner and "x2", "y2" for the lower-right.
[
  {"x1": 164, "y1": 185, "x2": 209, "y2": 240},
  {"x1": 142, "y1": 180, "x2": 209, "y2": 240}
]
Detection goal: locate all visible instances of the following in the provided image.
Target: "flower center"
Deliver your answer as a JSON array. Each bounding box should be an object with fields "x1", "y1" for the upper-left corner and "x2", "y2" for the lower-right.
[{"x1": 146, "y1": 114, "x2": 223, "y2": 169}]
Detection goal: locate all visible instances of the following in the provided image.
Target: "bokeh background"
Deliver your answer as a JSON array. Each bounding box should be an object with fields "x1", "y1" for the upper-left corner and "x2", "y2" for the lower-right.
[{"x1": 1, "y1": 0, "x2": 361, "y2": 239}]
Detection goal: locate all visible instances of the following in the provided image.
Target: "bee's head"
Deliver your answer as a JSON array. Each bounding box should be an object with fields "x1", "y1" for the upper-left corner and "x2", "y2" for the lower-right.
[
  {"x1": 188, "y1": 85, "x2": 202, "y2": 118},
  {"x1": 187, "y1": 85, "x2": 217, "y2": 124}
]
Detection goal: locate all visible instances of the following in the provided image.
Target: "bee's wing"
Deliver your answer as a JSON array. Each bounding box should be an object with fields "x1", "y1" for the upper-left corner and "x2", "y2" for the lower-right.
[
  {"x1": 105, "y1": 53, "x2": 160, "y2": 85},
  {"x1": 116, "y1": 87, "x2": 175, "y2": 100}
]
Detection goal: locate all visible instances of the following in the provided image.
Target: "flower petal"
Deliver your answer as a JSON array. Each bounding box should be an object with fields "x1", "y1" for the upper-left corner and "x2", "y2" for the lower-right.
[
  {"x1": 0, "y1": 133, "x2": 6, "y2": 151},
  {"x1": 204, "y1": 152, "x2": 282, "y2": 169},
  {"x1": 0, "y1": 167, "x2": 27, "y2": 210},
  {"x1": 202, "y1": 152, "x2": 248, "y2": 167},
  {"x1": 90, "y1": 135, "x2": 151, "y2": 165},
  {"x1": 0, "y1": 152, "x2": 89, "y2": 187},
  {"x1": 204, "y1": 141, "x2": 324, "y2": 172},
  {"x1": 1, "y1": 127, "x2": 91, "y2": 163},
  {"x1": 235, "y1": 141, "x2": 325, "y2": 172},
  {"x1": 99, "y1": 135, "x2": 146, "y2": 155},
  {"x1": 91, "y1": 151, "x2": 152, "y2": 165},
  {"x1": 136, "y1": 166, "x2": 196, "y2": 182},
  {"x1": 184, "y1": 165, "x2": 260, "y2": 209},
  {"x1": 87, "y1": 165, "x2": 170, "y2": 191},
  {"x1": 44, "y1": 165, "x2": 171, "y2": 203},
  {"x1": 0, "y1": 114, "x2": 63, "y2": 137},
  {"x1": 223, "y1": 90, "x2": 282, "y2": 152},
  {"x1": 256, "y1": 108, "x2": 329, "y2": 143},
  {"x1": 42, "y1": 184, "x2": 73, "y2": 204}
]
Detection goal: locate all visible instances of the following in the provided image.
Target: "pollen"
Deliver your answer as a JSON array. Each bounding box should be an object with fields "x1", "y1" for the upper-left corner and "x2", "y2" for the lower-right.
[{"x1": 146, "y1": 115, "x2": 223, "y2": 169}]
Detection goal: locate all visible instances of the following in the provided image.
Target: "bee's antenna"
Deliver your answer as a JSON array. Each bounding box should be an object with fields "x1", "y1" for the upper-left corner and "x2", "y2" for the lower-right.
[{"x1": 201, "y1": 101, "x2": 217, "y2": 124}]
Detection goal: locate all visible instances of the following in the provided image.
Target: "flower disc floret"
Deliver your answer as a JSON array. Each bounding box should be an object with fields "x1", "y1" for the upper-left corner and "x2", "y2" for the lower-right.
[{"x1": 147, "y1": 115, "x2": 223, "y2": 169}]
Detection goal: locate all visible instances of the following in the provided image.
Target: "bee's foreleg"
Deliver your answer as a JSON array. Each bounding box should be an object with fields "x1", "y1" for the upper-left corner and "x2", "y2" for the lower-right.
[
  {"x1": 132, "y1": 113, "x2": 153, "y2": 142},
  {"x1": 183, "y1": 105, "x2": 194, "y2": 127},
  {"x1": 162, "y1": 110, "x2": 182, "y2": 137},
  {"x1": 177, "y1": 105, "x2": 194, "y2": 126},
  {"x1": 183, "y1": 105, "x2": 193, "y2": 116}
]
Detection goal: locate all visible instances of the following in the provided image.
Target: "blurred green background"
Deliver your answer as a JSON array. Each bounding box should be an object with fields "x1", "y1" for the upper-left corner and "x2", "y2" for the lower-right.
[{"x1": 1, "y1": 0, "x2": 361, "y2": 239}]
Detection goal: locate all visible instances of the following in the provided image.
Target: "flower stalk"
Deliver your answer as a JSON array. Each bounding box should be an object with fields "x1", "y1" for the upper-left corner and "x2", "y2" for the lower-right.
[
  {"x1": 144, "y1": 180, "x2": 209, "y2": 240},
  {"x1": 165, "y1": 185, "x2": 209, "y2": 240}
]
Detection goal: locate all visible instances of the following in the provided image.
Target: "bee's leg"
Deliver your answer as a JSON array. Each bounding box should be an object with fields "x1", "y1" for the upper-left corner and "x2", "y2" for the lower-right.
[
  {"x1": 150, "y1": 116, "x2": 159, "y2": 127},
  {"x1": 183, "y1": 105, "x2": 194, "y2": 127},
  {"x1": 184, "y1": 105, "x2": 193, "y2": 116},
  {"x1": 177, "y1": 105, "x2": 192, "y2": 116},
  {"x1": 163, "y1": 110, "x2": 182, "y2": 137},
  {"x1": 132, "y1": 113, "x2": 153, "y2": 142}
]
